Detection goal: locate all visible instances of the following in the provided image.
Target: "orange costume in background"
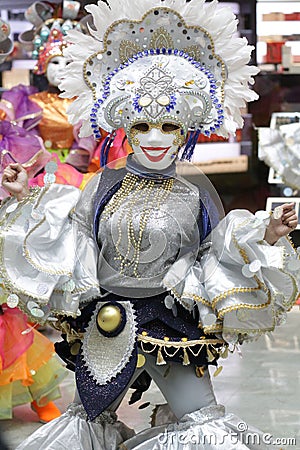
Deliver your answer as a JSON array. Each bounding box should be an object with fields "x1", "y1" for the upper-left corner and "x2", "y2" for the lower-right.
[
  {"x1": 0, "y1": 304, "x2": 67, "y2": 421},
  {"x1": 28, "y1": 92, "x2": 75, "y2": 151}
]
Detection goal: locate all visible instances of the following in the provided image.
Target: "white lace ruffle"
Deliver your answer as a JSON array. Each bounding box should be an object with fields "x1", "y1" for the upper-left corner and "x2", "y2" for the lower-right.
[{"x1": 165, "y1": 209, "x2": 300, "y2": 344}]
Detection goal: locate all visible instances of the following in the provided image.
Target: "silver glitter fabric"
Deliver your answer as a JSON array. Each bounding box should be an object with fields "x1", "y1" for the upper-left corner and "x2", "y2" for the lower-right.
[
  {"x1": 81, "y1": 301, "x2": 138, "y2": 385},
  {"x1": 97, "y1": 175, "x2": 201, "y2": 298}
]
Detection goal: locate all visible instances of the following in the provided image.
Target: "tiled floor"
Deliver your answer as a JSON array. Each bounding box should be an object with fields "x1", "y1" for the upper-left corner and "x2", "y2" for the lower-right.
[{"x1": 2, "y1": 307, "x2": 300, "y2": 449}]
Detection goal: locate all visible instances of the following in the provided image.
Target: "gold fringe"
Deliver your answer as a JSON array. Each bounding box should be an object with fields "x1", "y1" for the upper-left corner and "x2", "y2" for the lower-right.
[
  {"x1": 213, "y1": 365, "x2": 223, "y2": 377},
  {"x1": 182, "y1": 348, "x2": 190, "y2": 366},
  {"x1": 206, "y1": 347, "x2": 215, "y2": 362},
  {"x1": 195, "y1": 366, "x2": 206, "y2": 378},
  {"x1": 156, "y1": 347, "x2": 166, "y2": 365}
]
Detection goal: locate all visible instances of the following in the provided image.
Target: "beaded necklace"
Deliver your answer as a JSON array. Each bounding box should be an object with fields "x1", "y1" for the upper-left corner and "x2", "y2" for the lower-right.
[{"x1": 101, "y1": 173, "x2": 174, "y2": 277}]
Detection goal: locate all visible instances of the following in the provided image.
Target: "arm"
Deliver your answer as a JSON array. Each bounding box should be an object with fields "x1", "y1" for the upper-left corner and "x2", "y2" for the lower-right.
[{"x1": 2, "y1": 163, "x2": 29, "y2": 201}]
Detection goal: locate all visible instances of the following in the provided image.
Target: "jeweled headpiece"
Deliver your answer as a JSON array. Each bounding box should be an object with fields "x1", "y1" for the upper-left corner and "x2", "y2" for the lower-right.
[
  {"x1": 59, "y1": 0, "x2": 259, "y2": 158},
  {"x1": 19, "y1": 1, "x2": 89, "y2": 75},
  {"x1": 33, "y1": 22, "x2": 70, "y2": 74}
]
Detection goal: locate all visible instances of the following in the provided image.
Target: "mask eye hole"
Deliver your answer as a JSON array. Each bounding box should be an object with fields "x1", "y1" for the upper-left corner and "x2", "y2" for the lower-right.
[
  {"x1": 131, "y1": 123, "x2": 150, "y2": 132},
  {"x1": 162, "y1": 123, "x2": 180, "y2": 132}
]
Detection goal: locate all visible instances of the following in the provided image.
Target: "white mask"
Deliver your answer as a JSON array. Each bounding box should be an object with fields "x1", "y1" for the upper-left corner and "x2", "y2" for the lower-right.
[
  {"x1": 129, "y1": 122, "x2": 185, "y2": 170},
  {"x1": 46, "y1": 55, "x2": 70, "y2": 87}
]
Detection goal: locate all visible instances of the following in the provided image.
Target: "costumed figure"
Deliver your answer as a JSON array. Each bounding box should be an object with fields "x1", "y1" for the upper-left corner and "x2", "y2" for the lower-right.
[
  {"x1": 0, "y1": 0, "x2": 299, "y2": 448},
  {"x1": 258, "y1": 122, "x2": 300, "y2": 190}
]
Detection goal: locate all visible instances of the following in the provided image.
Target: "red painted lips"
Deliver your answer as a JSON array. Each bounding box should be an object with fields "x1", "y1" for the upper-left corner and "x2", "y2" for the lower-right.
[{"x1": 140, "y1": 146, "x2": 171, "y2": 162}]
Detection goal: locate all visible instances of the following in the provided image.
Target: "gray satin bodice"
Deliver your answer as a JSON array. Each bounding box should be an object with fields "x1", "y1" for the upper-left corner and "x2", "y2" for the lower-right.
[{"x1": 97, "y1": 176, "x2": 201, "y2": 297}]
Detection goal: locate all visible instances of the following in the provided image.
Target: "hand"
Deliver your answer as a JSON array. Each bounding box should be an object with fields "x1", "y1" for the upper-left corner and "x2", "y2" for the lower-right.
[
  {"x1": 264, "y1": 203, "x2": 298, "y2": 245},
  {"x1": 2, "y1": 163, "x2": 29, "y2": 201}
]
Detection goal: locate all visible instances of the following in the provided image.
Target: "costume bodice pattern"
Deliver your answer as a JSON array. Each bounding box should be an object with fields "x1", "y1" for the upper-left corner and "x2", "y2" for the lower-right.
[{"x1": 97, "y1": 174, "x2": 201, "y2": 296}]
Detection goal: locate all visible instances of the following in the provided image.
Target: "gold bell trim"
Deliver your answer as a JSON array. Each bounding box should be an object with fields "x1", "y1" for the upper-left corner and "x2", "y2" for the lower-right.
[
  {"x1": 182, "y1": 348, "x2": 190, "y2": 366},
  {"x1": 195, "y1": 365, "x2": 206, "y2": 378},
  {"x1": 156, "y1": 346, "x2": 167, "y2": 365},
  {"x1": 207, "y1": 347, "x2": 216, "y2": 362},
  {"x1": 213, "y1": 365, "x2": 223, "y2": 377}
]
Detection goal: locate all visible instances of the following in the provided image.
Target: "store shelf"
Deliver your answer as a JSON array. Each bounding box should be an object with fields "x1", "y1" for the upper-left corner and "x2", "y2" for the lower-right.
[
  {"x1": 192, "y1": 156, "x2": 248, "y2": 174},
  {"x1": 257, "y1": 1, "x2": 300, "y2": 66}
]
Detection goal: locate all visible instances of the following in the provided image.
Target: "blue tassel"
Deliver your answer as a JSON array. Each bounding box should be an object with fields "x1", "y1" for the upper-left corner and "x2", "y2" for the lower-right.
[
  {"x1": 100, "y1": 131, "x2": 116, "y2": 167},
  {"x1": 180, "y1": 130, "x2": 201, "y2": 161}
]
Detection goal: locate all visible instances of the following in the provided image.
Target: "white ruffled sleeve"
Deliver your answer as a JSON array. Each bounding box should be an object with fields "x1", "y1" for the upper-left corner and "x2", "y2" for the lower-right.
[
  {"x1": 167, "y1": 209, "x2": 300, "y2": 344},
  {"x1": 0, "y1": 181, "x2": 100, "y2": 323}
]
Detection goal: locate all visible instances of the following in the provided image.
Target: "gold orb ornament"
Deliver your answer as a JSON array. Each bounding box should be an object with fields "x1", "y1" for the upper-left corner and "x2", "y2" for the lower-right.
[{"x1": 97, "y1": 304, "x2": 122, "y2": 333}]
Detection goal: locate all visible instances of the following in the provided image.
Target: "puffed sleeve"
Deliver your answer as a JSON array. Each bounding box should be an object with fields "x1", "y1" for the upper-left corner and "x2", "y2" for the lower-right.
[
  {"x1": 0, "y1": 178, "x2": 101, "y2": 323},
  {"x1": 167, "y1": 208, "x2": 300, "y2": 344}
]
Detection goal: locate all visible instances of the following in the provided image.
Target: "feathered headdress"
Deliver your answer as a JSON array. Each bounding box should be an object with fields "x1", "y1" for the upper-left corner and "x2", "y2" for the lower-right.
[{"x1": 59, "y1": 0, "x2": 259, "y2": 159}]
